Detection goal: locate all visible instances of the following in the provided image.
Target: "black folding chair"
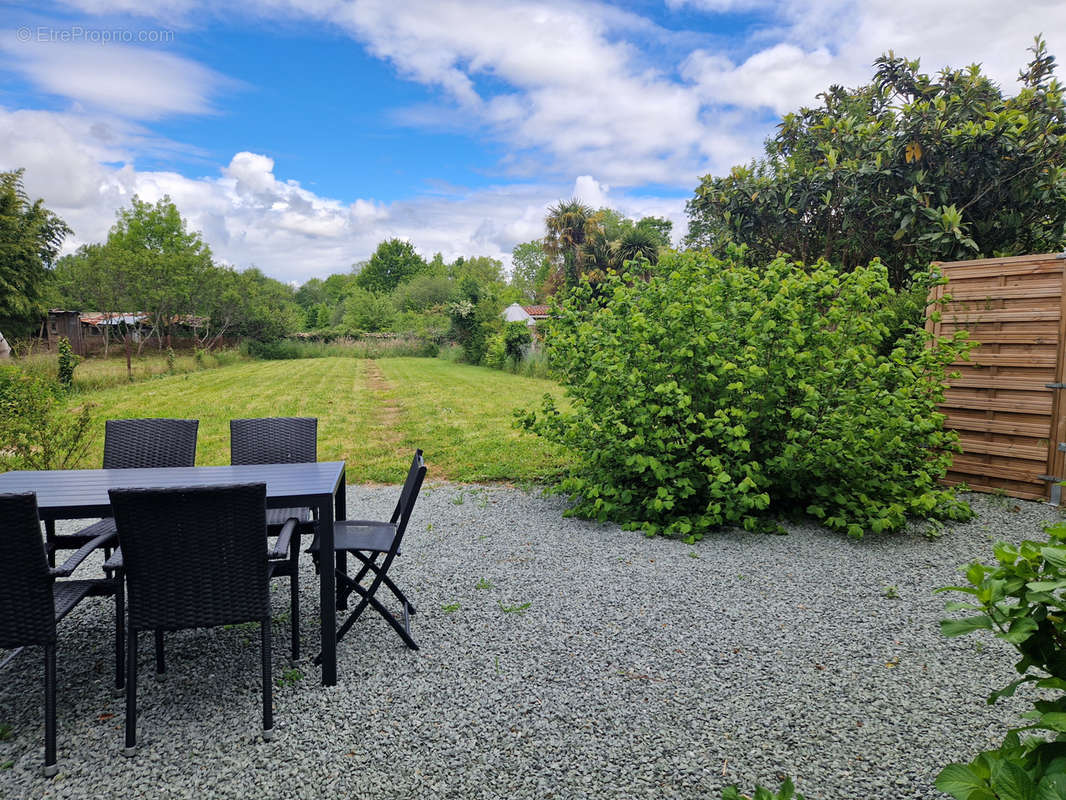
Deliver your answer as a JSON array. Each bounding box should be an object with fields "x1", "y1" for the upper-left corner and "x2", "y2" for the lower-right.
[
  {"x1": 230, "y1": 417, "x2": 317, "y2": 661},
  {"x1": 109, "y1": 484, "x2": 285, "y2": 755},
  {"x1": 0, "y1": 493, "x2": 123, "y2": 777},
  {"x1": 54, "y1": 418, "x2": 199, "y2": 560},
  {"x1": 308, "y1": 450, "x2": 426, "y2": 659}
]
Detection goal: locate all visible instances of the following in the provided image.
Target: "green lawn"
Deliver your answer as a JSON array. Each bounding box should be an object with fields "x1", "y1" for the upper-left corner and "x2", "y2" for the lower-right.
[{"x1": 70, "y1": 357, "x2": 570, "y2": 483}]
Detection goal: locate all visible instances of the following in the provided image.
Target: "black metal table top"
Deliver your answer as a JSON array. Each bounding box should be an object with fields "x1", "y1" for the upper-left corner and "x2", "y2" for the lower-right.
[{"x1": 0, "y1": 461, "x2": 346, "y2": 518}]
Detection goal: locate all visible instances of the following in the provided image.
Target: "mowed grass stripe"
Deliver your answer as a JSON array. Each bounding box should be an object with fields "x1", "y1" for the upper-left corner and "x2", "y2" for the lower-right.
[
  {"x1": 377, "y1": 358, "x2": 570, "y2": 482},
  {"x1": 70, "y1": 357, "x2": 570, "y2": 483}
]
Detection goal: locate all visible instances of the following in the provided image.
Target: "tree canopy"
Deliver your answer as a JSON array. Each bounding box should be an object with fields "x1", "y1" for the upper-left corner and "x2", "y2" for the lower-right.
[
  {"x1": 685, "y1": 36, "x2": 1066, "y2": 288},
  {"x1": 355, "y1": 238, "x2": 427, "y2": 293},
  {"x1": 0, "y1": 169, "x2": 71, "y2": 337}
]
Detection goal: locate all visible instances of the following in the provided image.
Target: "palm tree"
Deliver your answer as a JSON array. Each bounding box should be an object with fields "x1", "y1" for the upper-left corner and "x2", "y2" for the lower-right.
[
  {"x1": 579, "y1": 228, "x2": 616, "y2": 281},
  {"x1": 544, "y1": 199, "x2": 593, "y2": 288},
  {"x1": 616, "y1": 227, "x2": 660, "y2": 266}
]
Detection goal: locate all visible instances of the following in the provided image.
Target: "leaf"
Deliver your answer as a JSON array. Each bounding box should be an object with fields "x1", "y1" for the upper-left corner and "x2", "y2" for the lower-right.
[
  {"x1": 936, "y1": 763, "x2": 993, "y2": 799},
  {"x1": 989, "y1": 758, "x2": 1036, "y2": 800},
  {"x1": 1035, "y1": 773, "x2": 1066, "y2": 800},
  {"x1": 941, "y1": 616, "x2": 994, "y2": 637}
]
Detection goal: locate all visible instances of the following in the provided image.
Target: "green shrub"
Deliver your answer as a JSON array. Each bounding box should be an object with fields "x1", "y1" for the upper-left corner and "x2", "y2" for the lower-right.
[
  {"x1": 0, "y1": 366, "x2": 95, "y2": 470},
  {"x1": 504, "y1": 321, "x2": 532, "y2": 363},
  {"x1": 518, "y1": 248, "x2": 973, "y2": 538},
  {"x1": 56, "y1": 336, "x2": 80, "y2": 389},
  {"x1": 484, "y1": 333, "x2": 507, "y2": 370},
  {"x1": 936, "y1": 518, "x2": 1066, "y2": 798}
]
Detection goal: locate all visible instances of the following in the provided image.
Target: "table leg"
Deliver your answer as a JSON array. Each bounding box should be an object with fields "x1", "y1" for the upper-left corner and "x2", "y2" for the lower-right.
[
  {"x1": 45, "y1": 518, "x2": 56, "y2": 567},
  {"x1": 318, "y1": 493, "x2": 337, "y2": 686}
]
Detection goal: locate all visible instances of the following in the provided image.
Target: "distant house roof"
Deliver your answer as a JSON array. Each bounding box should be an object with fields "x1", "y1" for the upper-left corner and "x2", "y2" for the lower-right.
[
  {"x1": 79, "y1": 312, "x2": 148, "y2": 327},
  {"x1": 522, "y1": 305, "x2": 550, "y2": 318},
  {"x1": 74, "y1": 312, "x2": 205, "y2": 327}
]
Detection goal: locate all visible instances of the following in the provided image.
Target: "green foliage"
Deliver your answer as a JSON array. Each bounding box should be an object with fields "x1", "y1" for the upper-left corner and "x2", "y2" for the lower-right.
[
  {"x1": 392, "y1": 274, "x2": 454, "y2": 312},
  {"x1": 448, "y1": 279, "x2": 502, "y2": 365},
  {"x1": 56, "y1": 336, "x2": 80, "y2": 389},
  {"x1": 936, "y1": 733, "x2": 1066, "y2": 800},
  {"x1": 356, "y1": 238, "x2": 428, "y2": 293},
  {"x1": 504, "y1": 321, "x2": 532, "y2": 362},
  {"x1": 542, "y1": 204, "x2": 670, "y2": 290},
  {"x1": 936, "y1": 518, "x2": 1066, "y2": 798},
  {"x1": 342, "y1": 286, "x2": 395, "y2": 332},
  {"x1": 722, "y1": 777, "x2": 805, "y2": 800},
  {"x1": 0, "y1": 366, "x2": 95, "y2": 470},
  {"x1": 483, "y1": 332, "x2": 507, "y2": 370},
  {"x1": 686, "y1": 37, "x2": 1066, "y2": 289},
  {"x1": 545, "y1": 199, "x2": 594, "y2": 288},
  {"x1": 510, "y1": 240, "x2": 553, "y2": 302},
  {"x1": 0, "y1": 169, "x2": 71, "y2": 338},
  {"x1": 519, "y1": 248, "x2": 973, "y2": 538},
  {"x1": 106, "y1": 195, "x2": 216, "y2": 341}
]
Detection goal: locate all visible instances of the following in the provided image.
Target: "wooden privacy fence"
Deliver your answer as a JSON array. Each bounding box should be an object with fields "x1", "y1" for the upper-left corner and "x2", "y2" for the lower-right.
[{"x1": 926, "y1": 252, "x2": 1066, "y2": 502}]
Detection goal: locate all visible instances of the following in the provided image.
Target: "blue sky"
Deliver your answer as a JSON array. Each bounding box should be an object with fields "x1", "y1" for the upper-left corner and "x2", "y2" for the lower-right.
[{"x1": 0, "y1": 0, "x2": 1058, "y2": 284}]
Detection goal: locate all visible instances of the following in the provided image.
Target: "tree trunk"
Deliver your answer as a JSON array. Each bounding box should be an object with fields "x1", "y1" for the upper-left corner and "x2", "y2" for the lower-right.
[{"x1": 124, "y1": 333, "x2": 132, "y2": 381}]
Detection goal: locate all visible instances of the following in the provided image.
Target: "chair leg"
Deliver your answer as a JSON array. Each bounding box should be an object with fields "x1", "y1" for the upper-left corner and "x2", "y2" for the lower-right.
[
  {"x1": 154, "y1": 630, "x2": 165, "y2": 677},
  {"x1": 336, "y1": 551, "x2": 348, "y2": 611},
  {"x1": 43, "y1": 643, "x2": 57, "y2": 778},
  {"x1": 114, "y1": 582, "x2": 125, "y2": 693},
  {"x1": 124, "y1": 627, "x2": 138, "y2": 757},
  {"x1": 351, "y1": 551, "x2": 416, "y2": 614},
  {"x1": 261, "y1": 619, "x2": 274, "y2": 741},
  {"x1": 289, "y1": 544, "x2": 300, "y2": 663}
]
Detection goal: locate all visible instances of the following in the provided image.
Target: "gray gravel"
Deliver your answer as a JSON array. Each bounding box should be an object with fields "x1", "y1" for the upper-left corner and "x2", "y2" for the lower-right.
[{"x1": 0, "y1": 485, "x2": 1059, "y2": 799}]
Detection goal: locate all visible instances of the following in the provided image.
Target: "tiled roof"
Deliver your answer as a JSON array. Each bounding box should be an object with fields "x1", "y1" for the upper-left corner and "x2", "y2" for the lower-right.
[{"x1": 522, "y1": 305, "x2": 550, "y2": 317}]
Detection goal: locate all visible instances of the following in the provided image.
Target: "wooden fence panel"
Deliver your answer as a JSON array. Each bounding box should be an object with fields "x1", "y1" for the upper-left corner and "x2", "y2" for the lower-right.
[{"x1": 928, "y1": 253, "x2": 1066, "y2": 502}]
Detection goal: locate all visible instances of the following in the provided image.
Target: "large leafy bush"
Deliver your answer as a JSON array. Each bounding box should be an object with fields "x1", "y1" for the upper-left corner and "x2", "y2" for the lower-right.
[{"x1": 519, "y1": 249, "x2": 972, "y2": 537}]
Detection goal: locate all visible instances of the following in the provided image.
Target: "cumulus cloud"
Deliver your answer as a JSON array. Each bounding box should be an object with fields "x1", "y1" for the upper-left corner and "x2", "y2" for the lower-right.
[{"x1": 572, "y1": 175, "x2": 610, "y2": 209}]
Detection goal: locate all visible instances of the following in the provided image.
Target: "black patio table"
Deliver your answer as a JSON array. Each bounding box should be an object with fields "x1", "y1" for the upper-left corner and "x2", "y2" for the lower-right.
[{"x1": 0, "y1": 461, "x2": 347, "y2": 686}]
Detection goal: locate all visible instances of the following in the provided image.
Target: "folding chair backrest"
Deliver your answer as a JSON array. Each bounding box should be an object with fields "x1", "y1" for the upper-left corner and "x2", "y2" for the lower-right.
[
  {"x1": 109, "y1": 484, "x2": 270, "y2": 631},
  {"x1": 230, "y1": 417, "x2": 317, "y2": 465},
  {"x1": 388, "y1": 451, "x2": 426, "y2": 556},
  {"x1": 389, "y1": 449, "x2": 425, "y2": 525},
  {"x1": 103, "y1": 418, "x2": 199, "y2": 469},
  {"x1": 0, "y1": 493, "x2": 55, "y2": 648}
]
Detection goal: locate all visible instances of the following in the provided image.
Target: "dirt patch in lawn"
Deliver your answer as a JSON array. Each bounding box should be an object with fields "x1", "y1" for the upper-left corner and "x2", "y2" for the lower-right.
[{"x1": 365, "y1": 360, "x2": 404, "y2": 449}]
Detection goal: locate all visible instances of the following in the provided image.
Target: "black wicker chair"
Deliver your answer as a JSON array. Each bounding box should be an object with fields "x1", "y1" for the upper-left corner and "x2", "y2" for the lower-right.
[
  {"x1": 0, "y1": 493, "x2": 123, "y2": 777},
  {"x1": 53, "y1": 418, "x2": 200, "y2": 561},
  {"x1": 230, "y1": 417, "x2": 317, "y2": 661},
  {"x1": 308, "y1": 450, "x2": 426, "y2": 658},
  {"x1": 108, "y1": 483, "x2": 284, "y2": 755}
]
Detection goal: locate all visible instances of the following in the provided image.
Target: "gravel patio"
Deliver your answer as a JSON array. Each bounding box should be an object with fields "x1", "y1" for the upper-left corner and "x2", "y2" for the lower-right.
[{"x1": 0, "y1": 485, "x2": 1055, "y2": 799}]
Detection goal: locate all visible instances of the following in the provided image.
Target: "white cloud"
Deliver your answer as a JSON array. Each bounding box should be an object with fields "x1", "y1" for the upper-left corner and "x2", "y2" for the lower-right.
[
  {"x1": 572, "y1": 175, "x2": 610, "y2": 209},
  {"x1": 0, "y1": 105, "x2": 687, "y2": 283},
  {"x1": 0, "y1": 35, "x2": 234, "y2": 119}
]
